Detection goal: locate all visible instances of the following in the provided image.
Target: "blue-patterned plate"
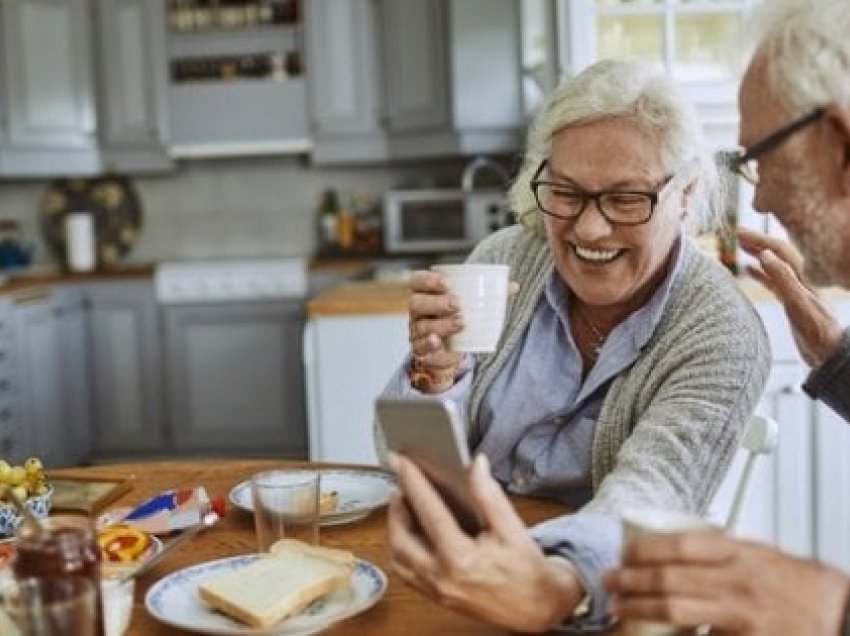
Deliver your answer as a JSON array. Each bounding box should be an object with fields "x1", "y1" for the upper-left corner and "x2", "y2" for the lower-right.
[
  {"x1": 229, "y1": 470, "x2": 396, "y2": 527},
  {"x1": 145, "y1": 554, "x2": 386, "y2": 635}
]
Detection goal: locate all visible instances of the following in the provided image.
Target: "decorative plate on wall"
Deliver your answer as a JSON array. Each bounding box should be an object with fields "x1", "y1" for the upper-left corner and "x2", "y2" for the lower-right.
[{"x1": 40, "y1": 176, "x2": 143, "y2": 268}]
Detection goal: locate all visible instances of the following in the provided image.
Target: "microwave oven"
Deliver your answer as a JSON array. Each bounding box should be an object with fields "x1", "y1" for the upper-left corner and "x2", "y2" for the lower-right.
[{"x1": 382, "y1": 189, "x2": 511, "y2": 254}]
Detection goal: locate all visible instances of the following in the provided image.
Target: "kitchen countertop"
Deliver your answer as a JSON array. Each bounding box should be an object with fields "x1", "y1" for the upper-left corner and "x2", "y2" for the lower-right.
[
  {"x1": 0, "y1": 264, "x2": 154, "y2": 296},
  {"x1": 307, "y1": 276, "x2": 850, "y2": 319},
  {"x1": 307, "y1": 280, "x2": 410, "y2": 318}
]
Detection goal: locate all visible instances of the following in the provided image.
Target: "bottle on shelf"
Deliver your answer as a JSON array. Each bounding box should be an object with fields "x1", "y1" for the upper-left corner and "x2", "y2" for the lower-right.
[
  {"x1": 316, "y1": 189, "x2": 340, "y2": 254},
  {"x1": 336, "y1": 195, "x2": 356, "y2": 253}
]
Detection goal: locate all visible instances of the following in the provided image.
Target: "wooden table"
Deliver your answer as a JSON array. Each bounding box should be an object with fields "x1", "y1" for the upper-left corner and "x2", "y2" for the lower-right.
[{"x1": 52, "y1": 459, "x2": 585, "y2": 635}]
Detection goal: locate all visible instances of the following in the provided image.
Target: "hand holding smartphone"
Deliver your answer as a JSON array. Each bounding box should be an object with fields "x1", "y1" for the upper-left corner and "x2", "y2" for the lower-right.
[{"x1": 376, "y1": 397, "x2": 483, "y2": 535}]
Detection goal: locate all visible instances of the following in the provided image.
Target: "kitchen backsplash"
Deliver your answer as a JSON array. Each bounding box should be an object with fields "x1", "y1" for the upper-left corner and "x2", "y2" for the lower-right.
[{"x1": 0, "y1": 155, "x2": 473, "y2": 266}]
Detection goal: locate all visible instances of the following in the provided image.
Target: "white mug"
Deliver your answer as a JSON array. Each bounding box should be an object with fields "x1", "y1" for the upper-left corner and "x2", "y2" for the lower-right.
[{"x1": 431, "y1": 264, "x2": 510, "y2": 353}]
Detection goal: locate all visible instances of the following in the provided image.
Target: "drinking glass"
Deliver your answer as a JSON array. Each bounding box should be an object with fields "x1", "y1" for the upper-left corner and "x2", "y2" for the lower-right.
[{"x1": 250, "y1": 469, "x2": 319, "y2": 551}]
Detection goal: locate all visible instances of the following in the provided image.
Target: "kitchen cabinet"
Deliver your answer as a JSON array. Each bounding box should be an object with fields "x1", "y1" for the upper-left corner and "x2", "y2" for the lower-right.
[
  {"x1": 86, "y1": 280, "x2": 166, "y2": 456},
  {"x1": 0, "y1": 0, "x2": 171, "y2": 176},
  {"x1": 306, "y1": 0, "x2": 523, "y2": 163},
  {"x1": 162, "y1": 300, "x2": 307, "y2": 457},
  {"x1": 165, "y1": 10, "x2": 309, "y2": 158},
  {"x1": 94, "y1": 0, "x2": 172, "y2": 172},
  {"x1": 55, "y1": 286, "x2": 94, "y2": 467},
  {"x1": 11, "y1": 289, "x2": 68, "y2": 468},
  {"x1": 304, "y1": 314, "x2": 408, "y2": 464},
  {"x1": 0, "y1": 298, "x2": 26, "y2": 464}
]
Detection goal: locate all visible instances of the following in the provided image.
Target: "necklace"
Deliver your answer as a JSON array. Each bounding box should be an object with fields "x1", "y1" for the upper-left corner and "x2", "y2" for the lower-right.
[{"x1": 573, "y1": 302, "x2": 606, "y2": 359}]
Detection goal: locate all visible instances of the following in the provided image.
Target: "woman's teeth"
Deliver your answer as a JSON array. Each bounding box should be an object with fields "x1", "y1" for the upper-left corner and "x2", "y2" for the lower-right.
[{"x1": 573, "y1": 245, "x2": 620, "y2": 263}]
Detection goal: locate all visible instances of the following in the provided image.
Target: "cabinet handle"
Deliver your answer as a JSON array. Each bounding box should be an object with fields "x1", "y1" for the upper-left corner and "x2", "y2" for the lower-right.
[{"x1": 778, "y1": 384, "x2": 801, "y2": 395}]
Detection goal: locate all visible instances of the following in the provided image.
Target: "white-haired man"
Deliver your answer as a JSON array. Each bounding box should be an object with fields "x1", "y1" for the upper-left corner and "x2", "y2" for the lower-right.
[{"x1": 605, "y1": 0, "x2": 850, "y2": 634}]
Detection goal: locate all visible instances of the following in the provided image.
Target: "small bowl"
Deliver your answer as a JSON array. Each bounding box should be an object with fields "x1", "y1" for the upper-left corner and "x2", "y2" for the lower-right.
[{"x1": 0, "y1": 486, "x2": 54, "y2": 538}]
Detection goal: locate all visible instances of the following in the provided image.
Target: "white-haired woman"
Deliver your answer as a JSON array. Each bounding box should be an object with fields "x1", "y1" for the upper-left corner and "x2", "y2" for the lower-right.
[{"x1": 380, "y1": 58, "x2": 770, "y2": 632}]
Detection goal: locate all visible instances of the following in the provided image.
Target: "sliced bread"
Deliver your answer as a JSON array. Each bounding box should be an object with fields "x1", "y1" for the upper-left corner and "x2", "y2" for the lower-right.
[{"x1": 198, "y1": 540, "x2": 355, "y2": 629}]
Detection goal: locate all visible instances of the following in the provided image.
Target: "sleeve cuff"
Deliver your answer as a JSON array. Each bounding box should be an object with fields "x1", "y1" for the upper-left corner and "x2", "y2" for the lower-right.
[{"x1": 803, "y1": 328, "x2": 850, "y2": 418}]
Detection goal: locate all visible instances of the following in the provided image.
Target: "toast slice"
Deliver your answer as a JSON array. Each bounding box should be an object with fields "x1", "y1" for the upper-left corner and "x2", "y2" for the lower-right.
[{"x1": 198, "y1": 540, "x2": 355, "y2": 629}]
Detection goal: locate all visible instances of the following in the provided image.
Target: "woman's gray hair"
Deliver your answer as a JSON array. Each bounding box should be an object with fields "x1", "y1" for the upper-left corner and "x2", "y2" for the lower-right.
[
  {"x1": 509, "y1": 59, "x2": 722, "y2": 236},
  {"x1": 743, "y1": 0, "x2": 850, "y2": 112}
]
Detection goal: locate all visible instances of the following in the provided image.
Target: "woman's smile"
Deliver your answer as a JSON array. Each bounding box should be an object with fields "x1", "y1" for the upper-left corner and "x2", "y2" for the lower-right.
[{"x1": 571, "y1": 243, "x2": 624, "y2": 264}]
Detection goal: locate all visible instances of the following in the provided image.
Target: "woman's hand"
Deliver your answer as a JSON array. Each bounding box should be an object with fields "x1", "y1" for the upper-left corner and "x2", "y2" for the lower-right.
[
  {"x1": 387, "y1": 453, "x2": 584, "y2": 633},
  {"x1": 408, "y1": 270, "x2": 465, "y2": 393},
  {"x1": 738, "y1": 227, "x2": 844, "y2": 368}
]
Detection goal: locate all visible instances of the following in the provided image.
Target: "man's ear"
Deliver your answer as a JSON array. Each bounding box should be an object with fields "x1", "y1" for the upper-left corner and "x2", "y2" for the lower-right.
[{"x1": 823, "y1": 104, "x2": 850, "y2": 193}]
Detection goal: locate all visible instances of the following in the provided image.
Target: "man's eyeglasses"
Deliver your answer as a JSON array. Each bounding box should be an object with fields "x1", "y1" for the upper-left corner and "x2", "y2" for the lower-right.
[
  {"x1": 529, "y1": 160, "x2": 673, "y2": 226},
  {"x1": 729, "y1": 107, "x2": 825, "y2": 185}
]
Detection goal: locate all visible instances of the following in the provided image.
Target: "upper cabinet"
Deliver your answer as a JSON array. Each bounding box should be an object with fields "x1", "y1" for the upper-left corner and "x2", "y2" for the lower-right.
[
  {"x1": 164, "y1": 1, "x2": 310, "y2": 158},
  {"x1": 95, "y1": 0, "x2": 172, "y2": 172},
  {"x1": 306, "y1": 0, "x2": 525, "y2": 164},
  {"x1": 0, "y1": 0, "x2": 172, "y2": 177}
]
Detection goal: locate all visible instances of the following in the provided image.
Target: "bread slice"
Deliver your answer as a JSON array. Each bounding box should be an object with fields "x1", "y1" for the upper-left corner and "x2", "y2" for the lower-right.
[{"x1": 198, "y1": 540, "x2": 355, "y2": 629}]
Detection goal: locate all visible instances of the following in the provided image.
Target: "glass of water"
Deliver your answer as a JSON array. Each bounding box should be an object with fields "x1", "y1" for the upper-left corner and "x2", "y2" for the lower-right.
[{"x1": 250, "y1": 469, "x2": 320, "y2": 551}]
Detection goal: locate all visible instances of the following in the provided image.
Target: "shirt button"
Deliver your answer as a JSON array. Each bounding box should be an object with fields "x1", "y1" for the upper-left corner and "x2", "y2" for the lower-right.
[{"x1": 514, "y1": 475, "x2": 528, "y2": 488}]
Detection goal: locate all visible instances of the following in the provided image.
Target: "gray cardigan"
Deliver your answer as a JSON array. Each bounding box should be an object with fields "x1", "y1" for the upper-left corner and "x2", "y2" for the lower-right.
[{"x1": 465, "y1": 225, "x2": 771, "y2": 515}]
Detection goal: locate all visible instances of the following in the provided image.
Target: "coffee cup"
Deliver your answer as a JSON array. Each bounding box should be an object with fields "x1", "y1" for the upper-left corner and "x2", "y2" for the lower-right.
[{"x1": 431, "y1": 264, "x2": 510, "y2": 353}]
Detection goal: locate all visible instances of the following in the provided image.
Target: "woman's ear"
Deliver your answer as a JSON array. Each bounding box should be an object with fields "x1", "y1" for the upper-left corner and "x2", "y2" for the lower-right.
[{"x1": 823, "y1": 104, "x2": 850, "y2": 194}]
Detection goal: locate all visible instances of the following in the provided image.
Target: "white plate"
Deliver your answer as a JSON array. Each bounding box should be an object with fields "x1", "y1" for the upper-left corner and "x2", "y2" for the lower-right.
[
  {"x1": 229, "y1": 469, "x2": 396, "y2": 526},
  {"x1": 145, "y1": 554, "x2": 386, "y2": 635}
]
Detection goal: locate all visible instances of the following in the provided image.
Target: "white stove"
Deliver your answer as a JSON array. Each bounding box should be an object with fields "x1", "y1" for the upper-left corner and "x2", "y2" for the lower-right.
[{"x1": 154, "y1": 258, "x2": 307, "y2": 303}]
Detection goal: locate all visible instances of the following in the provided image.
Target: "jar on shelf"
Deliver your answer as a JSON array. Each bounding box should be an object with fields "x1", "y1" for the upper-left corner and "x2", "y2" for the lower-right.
[{"x1": 193, "y1": 0, "x2": 214, "y2": 31}]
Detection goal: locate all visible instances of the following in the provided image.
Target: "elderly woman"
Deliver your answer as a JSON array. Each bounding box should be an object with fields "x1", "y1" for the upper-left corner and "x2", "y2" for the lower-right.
[{"x1": 378, "y1": 59, "x2": 770, "y2": 632}]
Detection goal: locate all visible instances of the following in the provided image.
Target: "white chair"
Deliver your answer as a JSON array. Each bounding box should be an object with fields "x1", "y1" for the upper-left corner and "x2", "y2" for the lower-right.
[{"x1": 725, "y1": 414, "x2": 780, "y2": 530}]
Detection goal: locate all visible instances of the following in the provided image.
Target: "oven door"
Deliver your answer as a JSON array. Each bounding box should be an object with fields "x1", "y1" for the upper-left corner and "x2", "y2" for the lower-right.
[{"x1": 383, "y1": 190, "x2": 476, "y2": 254}]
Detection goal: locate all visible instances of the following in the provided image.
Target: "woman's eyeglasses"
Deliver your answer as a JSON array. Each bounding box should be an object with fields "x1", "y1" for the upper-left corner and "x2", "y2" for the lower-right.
[
  {"x1": 728, "y1": 107, "x2": 825, "y2": 185},
  {"x1": 529, "y1": 160, "x2": 674, "y2": 226}
]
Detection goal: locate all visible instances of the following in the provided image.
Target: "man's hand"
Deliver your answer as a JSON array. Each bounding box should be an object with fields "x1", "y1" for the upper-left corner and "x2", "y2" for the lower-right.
[
  {"x1": 738, "y1": 227, "x2": 844, "y2": 367},
  {"x1": 604, "y1": 530, "x2": 850, "y2": 636},
  {"x1": 387, "y1": 453, "x2": 583, "y2": 633}
]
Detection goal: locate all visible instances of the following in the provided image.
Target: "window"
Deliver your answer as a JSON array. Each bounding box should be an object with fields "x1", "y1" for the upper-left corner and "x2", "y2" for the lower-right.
[{"x1": 558, "y1": 0, "x2": 752, "y2": 146}]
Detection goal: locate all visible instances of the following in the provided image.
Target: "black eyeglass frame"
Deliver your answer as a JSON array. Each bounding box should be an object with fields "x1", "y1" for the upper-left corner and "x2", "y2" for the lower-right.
[
  {"x1": 529, "y1": 159, "x2": 672, "y2": 226},
  {"x1": 729, "y1": 107, "x2": 825, "y2": 184}
]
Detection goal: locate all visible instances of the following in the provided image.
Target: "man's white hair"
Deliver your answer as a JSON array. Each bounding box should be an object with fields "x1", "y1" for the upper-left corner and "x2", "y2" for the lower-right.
[
  {"x1": 508, "y1": 59, "x2": 721, "y2": 236},
  {"x1": 744, "y1": 0, "x2": 850, "y2": 112}
]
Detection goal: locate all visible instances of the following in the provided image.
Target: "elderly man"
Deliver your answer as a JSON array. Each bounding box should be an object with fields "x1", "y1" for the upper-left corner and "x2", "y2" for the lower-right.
[{"x1": 604, "y1": 0, "x2": 850, "y2": 634}]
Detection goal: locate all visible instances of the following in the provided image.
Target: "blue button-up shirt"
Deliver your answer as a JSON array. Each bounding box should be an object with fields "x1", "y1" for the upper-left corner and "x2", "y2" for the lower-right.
[{"x1": 382, "y1": 237, "x2": 687, "y2": 630}]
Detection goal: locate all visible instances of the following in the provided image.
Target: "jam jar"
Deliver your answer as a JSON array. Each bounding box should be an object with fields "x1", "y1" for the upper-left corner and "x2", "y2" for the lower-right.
[{"x1": 14, "y1": 515, "x2": 103, "y2": 635}]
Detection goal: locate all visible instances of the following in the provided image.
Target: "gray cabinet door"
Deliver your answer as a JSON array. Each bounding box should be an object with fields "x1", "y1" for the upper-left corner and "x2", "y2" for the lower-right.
[
  {"x1": 95, "y1": 0, "x2": 172, "y2": 172},
  {"x1": 0, "y1": 0, "x2": 99, "y2": 175},
  {"x1": 12, "y1": 293, "x2": 68, "y2": 468},
  {"x1": 379, "y1": 0, "x2": 450, "y2": 133},
  {"x1": 86, "y1": 281, "x2": 165, "y2": 455},
  {"x1": 55, "y1": 286, "x2": 93, "y2": 466},
  {"x1": 0, "y1": 299, "x2": 27, "y2": 464},
  {"x1": 306, "y1": 0, "x2": 382, "y2": 137},
  {"x1": 164, "y1": 301, "x2": 306, "y2": 457}
]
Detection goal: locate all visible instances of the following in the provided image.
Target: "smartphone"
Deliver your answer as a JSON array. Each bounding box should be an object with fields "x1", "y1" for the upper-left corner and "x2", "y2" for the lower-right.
[{"x1": 375, "y1": 396, "x2": 483, "y2": 535}]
